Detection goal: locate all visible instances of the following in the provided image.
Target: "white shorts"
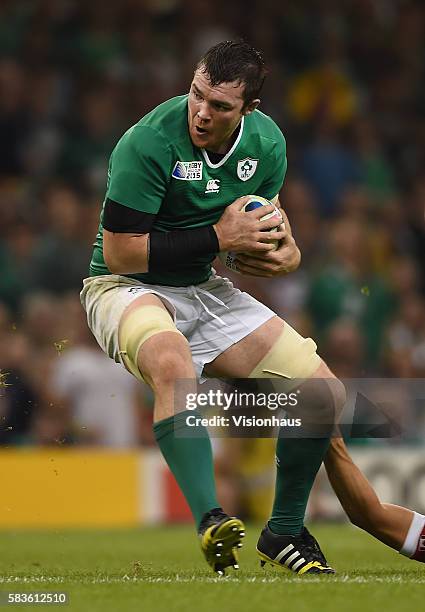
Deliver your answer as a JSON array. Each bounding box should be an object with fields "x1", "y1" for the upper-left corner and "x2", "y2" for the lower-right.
[{"x1": 80, "y1": 272, "x2": 276, "y2": 382}]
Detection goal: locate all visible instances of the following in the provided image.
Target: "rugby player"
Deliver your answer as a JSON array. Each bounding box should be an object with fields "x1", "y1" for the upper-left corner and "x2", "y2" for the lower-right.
[{"x1": 81, "y1": 40, "x2": 425, "y2": 575}]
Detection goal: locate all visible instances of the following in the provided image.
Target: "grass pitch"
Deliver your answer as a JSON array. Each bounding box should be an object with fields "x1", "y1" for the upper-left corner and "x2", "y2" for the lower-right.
[{"x1": 0, "y1": 524, "x2": 423, "y2": 611}]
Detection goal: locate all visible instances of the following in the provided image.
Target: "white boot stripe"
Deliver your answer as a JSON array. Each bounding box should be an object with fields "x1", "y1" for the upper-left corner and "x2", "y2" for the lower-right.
[
  {"x1": 292, "y1": 557, "x2": 306, "y2": 571},
  {"x1": 274, "y1": 544, "x2": 294, "y2": 563},
  {"x1": 285, "y1": 551, "x2": 300, "y2": 566}
]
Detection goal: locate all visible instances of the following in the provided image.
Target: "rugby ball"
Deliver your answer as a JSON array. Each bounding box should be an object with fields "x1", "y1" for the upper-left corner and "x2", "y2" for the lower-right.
[{"x1": 219, "y1": 195, "x2": 283, "y2": 273}]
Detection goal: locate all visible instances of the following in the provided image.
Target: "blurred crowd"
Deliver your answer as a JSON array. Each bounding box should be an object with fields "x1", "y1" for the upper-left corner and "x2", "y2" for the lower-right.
[{"x1": 0, "y1": 0, "x2": 424, "y2": 448}]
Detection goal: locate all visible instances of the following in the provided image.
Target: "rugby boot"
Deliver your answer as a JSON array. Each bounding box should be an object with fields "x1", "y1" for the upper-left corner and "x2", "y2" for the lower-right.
[
  {"x1": 256, "y1": 523, "x2": 335, "y2": 574},
  {"x1": 198, "y1": 507, "x2": 245, "y2": 576}
]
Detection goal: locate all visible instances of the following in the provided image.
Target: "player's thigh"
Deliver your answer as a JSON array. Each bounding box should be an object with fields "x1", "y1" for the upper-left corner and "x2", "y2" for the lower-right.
[
  {"x1": 204, "y1": 316, "x2": 283, "y2": 377},
  {"x1": 205, "y1": 315, "x2": 344, "y2": 419},
  {"x1": 119, "y1": 293, "x2": 195, "y2": 386},
  {"x1": 204, "y1": 315, "x2": 319, "y2": 379}
]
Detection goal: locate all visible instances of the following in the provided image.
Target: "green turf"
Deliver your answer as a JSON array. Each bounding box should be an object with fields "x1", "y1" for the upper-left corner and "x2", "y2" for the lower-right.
[{"x1": 0, "y1": 524, "x2": 423, "y2": 611}]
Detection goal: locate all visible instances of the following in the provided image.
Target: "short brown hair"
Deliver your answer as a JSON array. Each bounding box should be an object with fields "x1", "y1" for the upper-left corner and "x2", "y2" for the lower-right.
[{"x1": 196, "y1": 40, "x2": 267, "y2": 107}]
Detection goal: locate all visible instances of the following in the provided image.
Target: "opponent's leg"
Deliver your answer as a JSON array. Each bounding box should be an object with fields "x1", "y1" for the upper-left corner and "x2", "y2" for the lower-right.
[
  {"x1": 119, "y1": 295, "x2": 244, "y2": 574},
  {"x1": 325, "y1": 436, "x2": 425, "y2": 562}
]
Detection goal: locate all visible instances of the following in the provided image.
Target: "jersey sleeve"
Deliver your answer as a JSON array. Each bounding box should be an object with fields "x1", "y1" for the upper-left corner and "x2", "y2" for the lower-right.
[
  {"x1": 258, "y1": 129, "x2": 287, "y2": 201},
  {"x1": 106, "y1": 125, "x2": 172, "y2": 214}
]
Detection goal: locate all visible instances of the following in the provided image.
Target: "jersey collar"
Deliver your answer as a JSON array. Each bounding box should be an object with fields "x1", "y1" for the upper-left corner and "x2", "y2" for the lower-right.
[{"x1": 201, "y1": 116, "x2": 245, "y2": 169}]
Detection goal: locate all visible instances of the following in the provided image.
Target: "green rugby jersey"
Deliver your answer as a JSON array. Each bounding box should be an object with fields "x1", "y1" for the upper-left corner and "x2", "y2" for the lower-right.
[{"x1": 90, "y1": 94, "x2": 287, "y2": 286}]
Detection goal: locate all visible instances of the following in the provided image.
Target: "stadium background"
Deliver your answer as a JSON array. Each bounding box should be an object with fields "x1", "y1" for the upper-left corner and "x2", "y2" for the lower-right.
[{"x1": 0, "y1": 0, "x2": 424, "y2": 527}]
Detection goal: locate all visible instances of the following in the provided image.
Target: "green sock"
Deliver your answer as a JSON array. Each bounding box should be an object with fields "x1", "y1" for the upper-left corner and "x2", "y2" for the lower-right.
[
  {"x1": 153, "y1": 411, "x2": 219, "y2": 529},
  {"x1": 269, "y1": 436, "x2": 330, "y2": 535}
]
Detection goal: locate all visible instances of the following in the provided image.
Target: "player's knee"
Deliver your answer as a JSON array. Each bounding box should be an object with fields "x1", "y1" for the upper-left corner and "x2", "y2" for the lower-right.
[
  {"x1": 146, "y1": 348, "x2": 195, "y2": 390},
  {"x1": 316, "y1": 376, "x2": 346, "y2": 421},
  {"x1": 328, "y1": 376, "x2": 346, "y2": 419},
  {"x1": 325, "y1": 376, "x2": 346, "y2": 425},
  {"x1": 295, "y1": 376, "x2": 345, "y2": 432}
]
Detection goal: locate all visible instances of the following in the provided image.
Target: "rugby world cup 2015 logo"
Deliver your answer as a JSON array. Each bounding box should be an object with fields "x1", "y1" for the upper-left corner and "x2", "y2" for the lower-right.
[
  {"x1": 172, "y1": 160, "x2": 203, "y2": 180},
  {"x1": 237, "y1": 157, "x2": 258, "y2": 181}
]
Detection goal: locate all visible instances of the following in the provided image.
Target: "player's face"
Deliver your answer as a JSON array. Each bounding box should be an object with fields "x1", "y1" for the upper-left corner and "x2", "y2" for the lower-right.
[{"x1": 188, "y1": 69, "x2": 259, "y2": 153}]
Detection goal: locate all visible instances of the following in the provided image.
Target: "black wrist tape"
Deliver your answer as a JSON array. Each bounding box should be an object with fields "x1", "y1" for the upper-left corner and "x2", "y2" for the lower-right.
[{"x1": 148, "y1": 226, "x2": 219, "y2": 271}]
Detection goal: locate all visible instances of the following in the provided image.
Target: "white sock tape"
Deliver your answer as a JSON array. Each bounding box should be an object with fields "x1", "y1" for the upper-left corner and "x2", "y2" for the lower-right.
[{"x1": 400, "y1": 511, "x2": 425, "y2": 557}]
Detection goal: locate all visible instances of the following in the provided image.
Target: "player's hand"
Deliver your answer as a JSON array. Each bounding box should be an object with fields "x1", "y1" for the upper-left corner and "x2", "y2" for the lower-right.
[
  {"x1": 213, "y1": 196, "x2": 285, "y2": 253},
  {"x1": 234, "y1": 230, "x2": 301, "y2": 277}
]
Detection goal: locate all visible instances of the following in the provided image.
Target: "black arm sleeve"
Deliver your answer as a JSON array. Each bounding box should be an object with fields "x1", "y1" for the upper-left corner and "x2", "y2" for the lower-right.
[
  {"x1": 148, "y1": 227, "x2": 219, "y2": 271},
  {"x1": 103, "y1": 198, "x2": 156, "y2": 233},
  {"x1": 103, "y1": 198, "x2": 219, "y2": 272}
]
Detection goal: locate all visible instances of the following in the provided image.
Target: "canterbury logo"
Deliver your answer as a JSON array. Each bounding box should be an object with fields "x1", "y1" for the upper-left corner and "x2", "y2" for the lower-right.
[{"x1": 205, "y1": 179, "x2": 220, "y2": 193}]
